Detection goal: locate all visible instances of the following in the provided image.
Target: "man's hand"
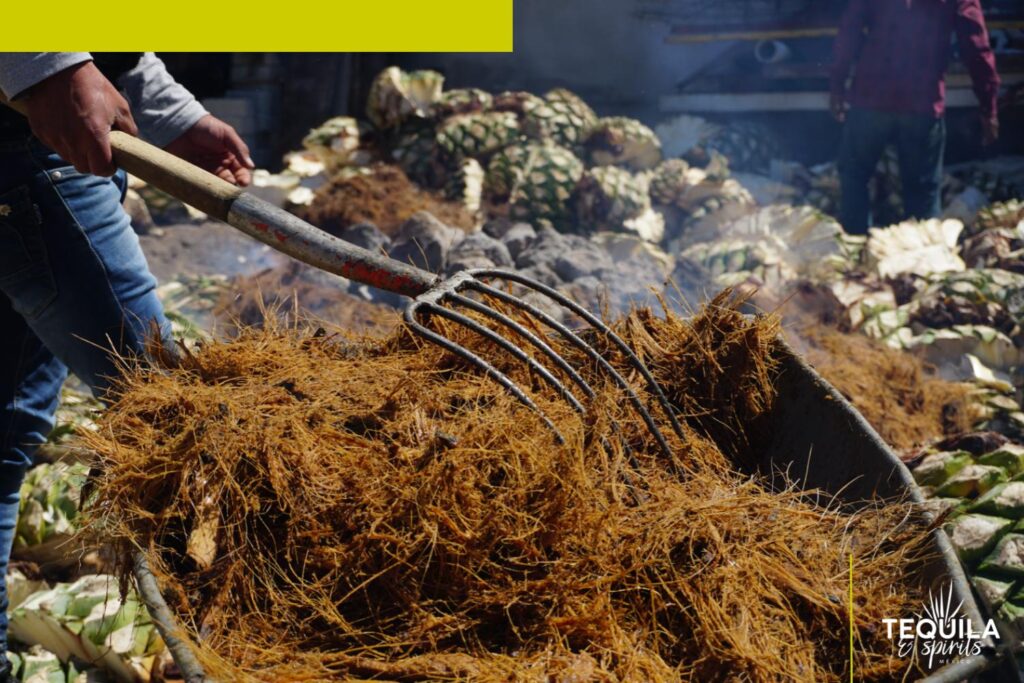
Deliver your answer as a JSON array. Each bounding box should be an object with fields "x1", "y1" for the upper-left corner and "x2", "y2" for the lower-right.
[
  {"x1": 23, "y1": 62, "x2": 138, "y2": 177},
  {"x1": 830, "y1": 91, "x2": 848, "y2": 123},
  {"x1": 981, "y1": 116, "x2": 999, "y2": 146},
  {"x1": 164, "y1": 115, "x2": 254, "y2": 186}
]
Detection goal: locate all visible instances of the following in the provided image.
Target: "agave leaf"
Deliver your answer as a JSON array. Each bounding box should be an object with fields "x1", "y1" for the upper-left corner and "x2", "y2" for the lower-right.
[
  {"x1": 4, "y1": 651, "x2": 21, "y2": 679},
  {"x1": 20, "y1": 648, "x2": 64, "y2": 683},
  {"x1": 17, "y1": 499, "x2": 47, "y2": 547}
]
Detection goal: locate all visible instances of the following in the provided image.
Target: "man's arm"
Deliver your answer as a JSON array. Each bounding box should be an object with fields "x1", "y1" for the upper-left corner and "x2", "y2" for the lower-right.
[
  {"x1": 116, "y1": 54, "x2": 253, "y2": 184},
  {"x1": 830, "y1": 0, "x2": 869, "y2": 122},
  {"x1": 1, "y1": 52, "x2": 220, "y2": 150},
  {"x1": 0, "y1": 53, "x2": 252, "y2": 183},
  {"x1": 955, "y1": 0, "x2": 1001, "y2": 144},
  {"x1": 0, "y1": 54, "x2": 139, "y2": 176},
  {"x1": 0, "y1": 52, "x2": 208, "y2": 147},
  {"x1": 115, "y1": 53, "x2": 207, "y2": 147},
  {"x1": 0, "y1": 52, "x2": 92, "y2": 99}
]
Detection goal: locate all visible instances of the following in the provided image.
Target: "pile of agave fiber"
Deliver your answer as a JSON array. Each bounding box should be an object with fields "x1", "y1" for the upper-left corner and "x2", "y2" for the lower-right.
[{"x1": 84, "y1": 293, "x2": 930, "y2": 681}]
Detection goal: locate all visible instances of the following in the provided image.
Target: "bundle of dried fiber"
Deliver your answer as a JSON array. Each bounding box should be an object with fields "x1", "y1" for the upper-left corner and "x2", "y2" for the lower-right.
[
  {"x1": 797, "y1": 324, "x2": 975, "y2": 452},
  {"x1": 82, "y1": 293, "x2": 929, "y2": 681}
]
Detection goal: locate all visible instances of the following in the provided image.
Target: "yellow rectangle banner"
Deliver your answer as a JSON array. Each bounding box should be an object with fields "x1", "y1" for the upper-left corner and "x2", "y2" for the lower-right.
[{"x1": 5, "y1": 0, "x2": 513, "y2": 52}]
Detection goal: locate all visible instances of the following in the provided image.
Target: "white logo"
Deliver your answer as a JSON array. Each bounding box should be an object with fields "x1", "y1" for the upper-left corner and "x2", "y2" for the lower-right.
[{"x1": 882, "y1": 583, "x2": 998, "y2": 668}]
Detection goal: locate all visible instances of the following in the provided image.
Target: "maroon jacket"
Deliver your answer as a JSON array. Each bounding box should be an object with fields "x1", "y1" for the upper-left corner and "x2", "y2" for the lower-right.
[{"x1": 831, "y1": 0, "x2": 1000, "y2": 120}]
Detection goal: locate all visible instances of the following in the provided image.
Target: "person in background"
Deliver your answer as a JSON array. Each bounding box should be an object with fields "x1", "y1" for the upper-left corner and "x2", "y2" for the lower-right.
[
  {"x1": 0, "y1": 52, "x2": 253, "y2": 680},
  {"x1": 830, "y1": 0, "x2": 1000, "y2": 234}
]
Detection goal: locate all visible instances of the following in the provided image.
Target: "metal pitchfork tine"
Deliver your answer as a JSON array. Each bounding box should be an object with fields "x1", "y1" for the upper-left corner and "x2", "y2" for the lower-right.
[
  {"x1": 0, "y1": 98, "x2": 687, "y2": 473},
  {"x1": 405, "y1": 269, "x2": 687, "y2": 467}
]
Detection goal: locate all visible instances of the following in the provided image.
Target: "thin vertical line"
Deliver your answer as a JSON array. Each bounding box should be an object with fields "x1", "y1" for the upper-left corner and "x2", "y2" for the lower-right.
[{"x1": 849, "y1": 551, "x2": 855, "y2": 683}]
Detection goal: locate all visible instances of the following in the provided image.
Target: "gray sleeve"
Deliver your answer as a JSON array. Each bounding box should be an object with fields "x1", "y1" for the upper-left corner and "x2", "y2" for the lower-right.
[
  {"x1": 0, "y1": 52, "x2": 92, "y2": 98},
  {"x1": 116, "y1": 53, "x2": 208, "y2": 147}
]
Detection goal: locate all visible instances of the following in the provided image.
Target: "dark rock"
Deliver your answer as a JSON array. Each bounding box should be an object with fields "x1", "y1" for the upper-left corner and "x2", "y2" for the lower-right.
[
  {"x1": 515, "y1": 225, "x2": 568, "y2": 270},
  {"x1": 518, "y1": 239, "x2": 616, "y2": 283},
  {"x1": 516, "y1": 247, "x2": 554, "y2": 270},
  {"x1": 516, "y1": 264, "x2": 563, "y2": 288},
  {"x1": 551, "y1": 239, "x2": 614, "y2": 282},
  {"x1": 501, "y1": 223, "x2": 537, "y2": 260},
  {"x1": 534, "y1": 222, "x2": 568, "y2": 246},
  {"x1": 339, "y1": 222, "x2": 390, "y2": 253},
  {"x1": 448, "y1": 231, "x2": 513, "y2": 268},
  {"x1": 482, "y1": 217, "x2": 515, "y2": 239},
  {"x1": 445, "y1": 255, "x2": 496, "y2": 277},
  {"x1": 388, "y1": 211, "x2": 464, "y2": 274}
]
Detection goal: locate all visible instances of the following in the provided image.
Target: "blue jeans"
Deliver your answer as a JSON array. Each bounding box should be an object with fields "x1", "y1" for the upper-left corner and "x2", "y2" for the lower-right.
[
  {"x1": 838, "y1": 107, "x2": 946, "y2": 234},
  {"x1": 0, "y1": 137, "x2": 169, "y2": 653}
]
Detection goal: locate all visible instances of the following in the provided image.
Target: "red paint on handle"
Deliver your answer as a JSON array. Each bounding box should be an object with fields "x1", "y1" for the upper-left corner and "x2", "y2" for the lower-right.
[{"x1": 345, "y1": 261, "x2": 430, "y2": 298}]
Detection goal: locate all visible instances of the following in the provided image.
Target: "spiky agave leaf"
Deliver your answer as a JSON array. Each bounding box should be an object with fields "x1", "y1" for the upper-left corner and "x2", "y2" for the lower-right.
[
  {"x1": 436, "y1": 111, "x2": 523, "y2": 160},
  {"x1": 366, "y1": 66, "x2": 444, "y2": 130},
  {"x1": 649, "y1": 159, "x2": 691, "y2": 207},
  {"x1": 14, "y1": 462, "x2": 88, "y2": 550},
  {"x1": 574, "y1": 165, "x2": 651, "y2": 234},
  {"x1": 444, "y1": 157, "x2": 486, "y2": 215},
  {"x1": 492, "y1": 90, "x2": 546, "y2": 118},
  {"x1": 504, "y1": 142, "x2": 585, "y2": 226},
  {"x1": 10, "y1": 575, "x2": 163, "y2": 682},
  {"x1": 484, "y1": 143, "x2": 529, "y2": 200},
  {"x1": 301, "y1": 116, "x2": 375, "y2": 171},
  {"x1": 434, "y1": 88, "x2": 494, "y2": 118},
  {"x1": 584, "y1": 117, "x2": 663, "y2": 171},
  {"x1": 390, "y1": 123, "x2": 446, "y2": 187},
  {"x1": 977, "y1": 199, "x2": 1024, "y2": 233},
  {"x1": 520, "y1": 88, "x2": 598, "y2": 151},
  {"x1": 485, "y1": 141, "x2": 585, "y2": 226},
  {"x1": 691, "y1": 120, "x2": 784, "y2": 174}
]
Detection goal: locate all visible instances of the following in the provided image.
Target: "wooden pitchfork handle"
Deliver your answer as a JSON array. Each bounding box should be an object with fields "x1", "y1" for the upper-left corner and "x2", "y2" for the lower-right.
[{"x1": 0, "y1": 92, "x2": 439, "y2": 298}]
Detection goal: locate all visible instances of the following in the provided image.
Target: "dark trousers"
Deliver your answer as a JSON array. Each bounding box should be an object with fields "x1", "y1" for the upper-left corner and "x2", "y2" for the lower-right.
[
  {"x1": 837, "y1": 107, "x2": 946, "y2": 234},
  {"x1": 0, "y1": 137, "x2": 169, "y2": 653}
]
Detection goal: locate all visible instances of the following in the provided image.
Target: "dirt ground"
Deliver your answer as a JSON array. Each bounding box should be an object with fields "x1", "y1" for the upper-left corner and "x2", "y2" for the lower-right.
[{"x1": 140, "y1": 220, "x2": 285, "y2": 283}]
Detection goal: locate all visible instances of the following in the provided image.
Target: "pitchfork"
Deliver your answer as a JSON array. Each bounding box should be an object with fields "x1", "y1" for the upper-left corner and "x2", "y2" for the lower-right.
[{"x1": 2, "y1": 95, "x2": 685, "y2": 471}]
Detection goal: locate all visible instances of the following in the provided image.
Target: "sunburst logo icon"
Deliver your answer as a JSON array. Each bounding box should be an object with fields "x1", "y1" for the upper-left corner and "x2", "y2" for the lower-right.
[
  {"x1": 918, "y1": 583, "x2": 963, "y2": 634},
  {"x1": 883, "y1": 582, "x2": 998, "y2": 669}
]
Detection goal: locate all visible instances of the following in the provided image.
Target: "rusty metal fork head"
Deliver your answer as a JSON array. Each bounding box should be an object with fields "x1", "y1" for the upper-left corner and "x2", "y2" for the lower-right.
[{"x1": 403, "y1": 269, "x2": 686, "y2": 474}]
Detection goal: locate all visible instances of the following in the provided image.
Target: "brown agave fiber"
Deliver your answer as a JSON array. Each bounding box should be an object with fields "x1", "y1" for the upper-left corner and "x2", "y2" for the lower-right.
[{"x1": 83, "y1": 292, "x2": 929, "y2": 682}]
